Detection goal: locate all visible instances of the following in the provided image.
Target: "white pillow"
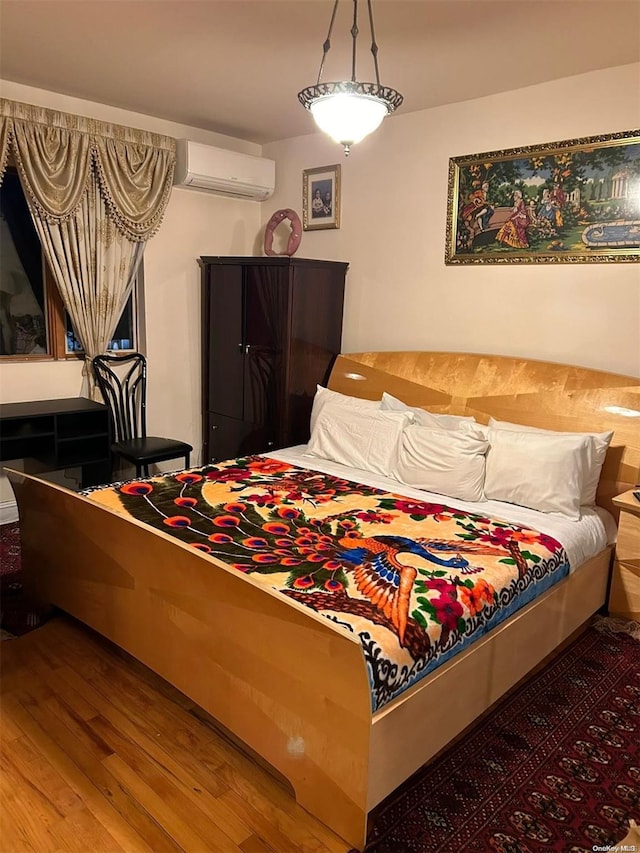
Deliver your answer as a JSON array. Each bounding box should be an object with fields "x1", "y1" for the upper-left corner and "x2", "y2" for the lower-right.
[
  {"x1": 306, "y1": 407, "x2": 412, "y2": 475},
  {"x1": 485, "y1": 428, "x2": 590, "y2": 520},
  {"x1": 309, "y1": 385, "x2": 381, "y2": 433},
  {"x1": 488, "y1": 417, "x2": 612, "y2": 506},
  {"x1": 393, "y1": 425, "x2": 489, "y2": 502},
  {"x1": 381, "y1": 392, "x2": 477, "y2": 430}
]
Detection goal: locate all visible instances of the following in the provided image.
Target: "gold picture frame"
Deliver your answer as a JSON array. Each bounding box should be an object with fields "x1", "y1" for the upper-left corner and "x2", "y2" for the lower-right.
[
  {"x1": 445, "y1": 129, "x2": 640, "y2": 264},
  {"x1": 303, "y1": 164, "x2": 341, "y2": 231}
]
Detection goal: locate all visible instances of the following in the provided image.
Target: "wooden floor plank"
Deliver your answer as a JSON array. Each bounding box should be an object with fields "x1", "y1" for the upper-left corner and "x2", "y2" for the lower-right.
[
  {"x1": 46, "y1": 805, "x2": 126, "y2": 853},
  {"x1": 0, "y1": 811, "x2": 46, "y2": 853},
  {"x1": 57, "y1": 664, "x2": 230, "y2": 798},
  {"x1": 29, "y1": 633, "x2": 69, "y2": 675},
  {"x1": 42, "y1": 666, "x2": 102, "y2": 722},
  {"x1": 0, "y1": 694, "x2": 29, "y2": 743},
  {"x1": 240, "y1": 833, "x2": 277, "y2": 853},
  {"x1": 3, "y1": 695, "x2": 156, "y2": 853},
  {"x1": 75, "y1": 655, "x2": 218, "y2": 756},
  {"x1": 11, "y1": 692, "x2": 180, "y2": 853},
  {"x1": 109, "y1": 645, "x2": 200, "y2": 712},
  {"x1": 3, "y1": 735, "x2": 83, "y2": 818},
  {"x1": 190, "y1": 727, "x2": 347, "y2": 853},
  {"x1": 213, "y1": 758, "x2": 342, "y2": 853},
  {"x1": 104, "y1": 753, "x2": 239, "y2": 853},
  {"x1": 1, "y1": 616, "x2": 352, "y2": 853},
  {"x1": 0, "y1": 752, "x2": 63, "y2": 852},
  {"x1": 39, "y1": 692, "x2": 114, "y2": 763},
  {"x1": 1, "y1": 658, "x2": 54, "y2": 698},
  {"x1": 92, "y1": 714, "x2": 252, "y2": 846},
  {"x1": 0, "y1": 829, "x2": 41, "y2": 853},
  {"x1": 218, "y1": 787, "x2": 314, "y2": 853}
]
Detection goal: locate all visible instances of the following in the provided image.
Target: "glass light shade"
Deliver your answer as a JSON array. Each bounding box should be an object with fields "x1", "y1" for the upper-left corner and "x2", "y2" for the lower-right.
[
  {"x1": 298, "y1": 1, "x2": 403, "y2": 154},
  {"x1": 310, "y1": 91, "x2": 389, "y2": 148},
  {"x1": 299, "y1": 79, "x2": 402, "y2": 155}
]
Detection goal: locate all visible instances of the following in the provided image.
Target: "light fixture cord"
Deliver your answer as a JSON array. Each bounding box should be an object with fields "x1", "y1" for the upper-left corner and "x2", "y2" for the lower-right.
[
  {"x1": 367, "y1": 0, "x2": 382, "y2": 85},
  {"x1": 350, "y1": 0, "x2": 359, "y2": 83},
  {"x1": 315, "y1": 0, "x2": 383, "y2": 87},
  {"x1": 317, "y1": 0, "x2": 340, "y2": 84}
]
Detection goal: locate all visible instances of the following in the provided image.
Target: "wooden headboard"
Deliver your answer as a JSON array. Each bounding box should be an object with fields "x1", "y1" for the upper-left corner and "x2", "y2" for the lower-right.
[{"x1": 328, "y1": 351, "x2": 640, "y2": 518}]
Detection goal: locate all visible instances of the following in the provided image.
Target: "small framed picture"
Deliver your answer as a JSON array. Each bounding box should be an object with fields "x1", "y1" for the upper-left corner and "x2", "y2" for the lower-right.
[{"x1": 302, "y1": 164, "x2": 341, "y2": 231}]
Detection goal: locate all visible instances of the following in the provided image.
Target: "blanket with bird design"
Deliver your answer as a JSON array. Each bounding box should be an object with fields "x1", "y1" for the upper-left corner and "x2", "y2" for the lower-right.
[{"x1": 84, "y1": 455, "x2": 570, "y2": 711}]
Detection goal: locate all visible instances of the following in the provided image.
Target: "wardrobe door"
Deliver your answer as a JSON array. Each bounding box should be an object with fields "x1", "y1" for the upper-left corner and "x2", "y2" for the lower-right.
[
  {"x1": 203, "y1": 263, "x2": 262, "y2": 463},
  {"x1": 243, "y1": 265, "x2": 290, "y2": 449},
  {"x1": 205, "y1": 264, "x2": 244, "y2": 421},
  {"x1": 207, "y1": 412, "x2": 268, "y2": 463},
  {"x1": 285, "y1": 265, "x2": 346, "y2": 446}
]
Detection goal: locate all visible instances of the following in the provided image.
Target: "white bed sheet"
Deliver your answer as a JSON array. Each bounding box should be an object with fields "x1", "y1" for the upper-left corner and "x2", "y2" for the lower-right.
[{"x1": 268, "y1": 445, "x2": 616, "y2": 572}]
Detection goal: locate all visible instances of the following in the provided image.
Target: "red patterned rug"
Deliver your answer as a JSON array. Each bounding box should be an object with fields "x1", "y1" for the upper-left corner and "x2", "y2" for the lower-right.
[
  {"x1": 356, "y1": 624, "x2": 639, "y2": 853},
  {"x1": 0, "y1": 521, "x2": 20, "y2": 576},
  {"x1": 0, "y1": 522, "x2": 51, "y2": 638}
]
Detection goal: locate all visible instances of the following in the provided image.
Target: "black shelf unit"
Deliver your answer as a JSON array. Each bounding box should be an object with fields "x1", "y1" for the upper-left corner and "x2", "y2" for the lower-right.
[{"x1": 0, "y1": 398, "x2": 112, "y2": 487}]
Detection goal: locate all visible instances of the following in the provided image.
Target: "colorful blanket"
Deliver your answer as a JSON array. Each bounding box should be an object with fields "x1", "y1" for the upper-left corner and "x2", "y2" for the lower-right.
[{"x1": 85, "y1": 456, "x2": 570, "y2": 711}]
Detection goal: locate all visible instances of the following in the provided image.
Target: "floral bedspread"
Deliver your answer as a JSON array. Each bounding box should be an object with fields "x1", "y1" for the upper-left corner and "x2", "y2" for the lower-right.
[{"x1": 84, "y1": 456, "x2": 570, "y2": 711}]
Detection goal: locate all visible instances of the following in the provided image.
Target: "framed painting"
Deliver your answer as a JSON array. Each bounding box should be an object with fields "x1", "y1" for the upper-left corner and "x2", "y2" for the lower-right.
[
  {"x1": 303, "y1": 164, "x2": 341, "y2": 231},
  {"x1": 445, "y1": 129, "x2": 640, "y2": 264}
]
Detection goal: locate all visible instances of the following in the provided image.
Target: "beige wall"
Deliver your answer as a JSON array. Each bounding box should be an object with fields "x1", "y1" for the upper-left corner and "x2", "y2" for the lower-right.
[
  {"x1": 0, "y1": 81, "x2": 263, "y2": 513},
  {"x1": 1, "y1": 66, "x2": 639, "y2": 514},
  {"x1": 262, "y1": 63, "x2": 640, "y2": 379}
]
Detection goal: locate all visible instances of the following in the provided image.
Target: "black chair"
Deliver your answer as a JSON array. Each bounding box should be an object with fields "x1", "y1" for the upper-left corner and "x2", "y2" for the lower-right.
[{"x1": 92, "y1": 352, "x2": 192, "y2": 478}]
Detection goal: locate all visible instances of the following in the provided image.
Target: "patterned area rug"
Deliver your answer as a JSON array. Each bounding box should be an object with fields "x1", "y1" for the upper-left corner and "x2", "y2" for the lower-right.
[
  {"x1": 356, "y1": 624, "x2": 640, "y2": 853},
  {"x1": 0, "y1": 521, "x2": 20, "y2": 576},
  {"x1": 0, "y1": 522, "x2": 51, "y2": 639}
]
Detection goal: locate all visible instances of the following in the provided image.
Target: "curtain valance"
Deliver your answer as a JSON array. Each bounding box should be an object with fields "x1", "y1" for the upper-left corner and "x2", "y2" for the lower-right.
[{"x1": 0, "y1": 98, "x2": 175, "y2": 241}]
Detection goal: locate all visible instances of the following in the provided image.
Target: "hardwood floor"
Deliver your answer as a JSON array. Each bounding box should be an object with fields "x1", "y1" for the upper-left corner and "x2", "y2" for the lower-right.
[{"x1": 0, "y1": 615, "x2": 351, "y2": 852}]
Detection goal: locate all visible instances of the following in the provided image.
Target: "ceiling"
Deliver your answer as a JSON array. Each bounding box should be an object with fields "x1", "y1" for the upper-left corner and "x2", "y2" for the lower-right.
[{"x1": 1, "y1": 0, "x2": 639, "y2": 145}]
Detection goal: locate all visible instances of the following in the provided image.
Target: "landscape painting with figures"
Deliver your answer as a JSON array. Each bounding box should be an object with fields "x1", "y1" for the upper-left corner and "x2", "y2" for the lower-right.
[{"x1": 446, "y1": 130, "x2": 640, "y2": 264}]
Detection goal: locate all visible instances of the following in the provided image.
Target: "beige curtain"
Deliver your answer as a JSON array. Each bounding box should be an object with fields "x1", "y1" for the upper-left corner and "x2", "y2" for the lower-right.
[
  {"x1": 0, "y1": 114, "x2": 12, "y2": 185},
  {"x1": 0, "y1": 98, "x2": 176, "y2": 398},
  {"x1": 32, "y1": 180, "x2": 145, "y2": 397}
]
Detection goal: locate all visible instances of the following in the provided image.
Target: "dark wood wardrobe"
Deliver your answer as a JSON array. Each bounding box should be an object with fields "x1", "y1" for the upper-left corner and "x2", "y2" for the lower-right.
[{"x1": 200, "y1": 256, "x2": 348, "y2": 463}]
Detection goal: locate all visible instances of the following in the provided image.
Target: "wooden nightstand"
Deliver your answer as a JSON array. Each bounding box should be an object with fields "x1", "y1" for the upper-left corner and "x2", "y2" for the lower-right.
[{"x1": 608, "y1": 490, "x2": 640, "y2": 621}]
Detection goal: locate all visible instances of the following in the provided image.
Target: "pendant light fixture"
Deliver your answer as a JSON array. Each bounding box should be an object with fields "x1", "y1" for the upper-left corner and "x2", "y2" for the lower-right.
[{"x1": 297, "y1": 0, "x2": 403, "y2": 156}]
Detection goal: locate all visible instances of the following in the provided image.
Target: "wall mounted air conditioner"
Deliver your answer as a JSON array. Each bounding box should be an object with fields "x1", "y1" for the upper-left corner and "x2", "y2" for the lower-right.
[{"x1": 173, "y1": 139, "x2": 275, "y2": 201}]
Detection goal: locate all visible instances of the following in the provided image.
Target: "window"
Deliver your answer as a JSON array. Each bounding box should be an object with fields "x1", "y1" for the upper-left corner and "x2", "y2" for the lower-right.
[
  {"x1": 0, "y1": 169, "x2": 47, "y2": 356},
  {"x1": 64, "y1": 277, "x2": 141, "y2": 355},
  {"x1": 65, "y1": 296, "x2": 137, "y2": 354},
  {"x1": 0, "y1": 167, "x2": 141, "y2": 360}
]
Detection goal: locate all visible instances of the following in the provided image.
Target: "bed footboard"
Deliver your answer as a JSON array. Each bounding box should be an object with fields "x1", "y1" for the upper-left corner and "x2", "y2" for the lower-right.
[{"x1": 7, "y1": 469, "x2": 373, "y2": 849}]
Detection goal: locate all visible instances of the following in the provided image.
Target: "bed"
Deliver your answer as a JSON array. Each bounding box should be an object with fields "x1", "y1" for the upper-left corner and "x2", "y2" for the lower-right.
[{"x1": 6, "y1": 351, "x2": 640, "y2": 850}]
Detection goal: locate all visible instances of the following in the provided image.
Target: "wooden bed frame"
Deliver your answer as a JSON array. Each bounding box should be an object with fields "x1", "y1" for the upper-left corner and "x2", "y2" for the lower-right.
[{"x1": 6, "y1": 352, "x2": 640, "y2": 850}]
